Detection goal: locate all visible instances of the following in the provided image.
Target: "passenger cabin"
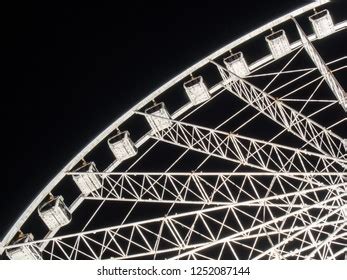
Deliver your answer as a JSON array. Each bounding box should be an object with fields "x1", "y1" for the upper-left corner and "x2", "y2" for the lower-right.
[
  {"x1": 183, "y1": 76, "x2": 210, "y2": 105},
  {"x1": 38, "y1": 196, "x2": 71, "y2": 231},
  {"x1": 6, "y1": 233, "x2": 42, "y2": 260},
  {"x1": 309, "y1": 9, "x2": 334, "y2": 39},
  {"x1": 223, "y1": 52, "x2": 250, "y2": 80},
  {"x1": 145, "y1": 102, "x2": 172, "y2": 133},
  {"x1": 266, "y1": 30, "x2": 291, "y2": 59},
  {"x1": 108, "y1": 131, "x2": 137, "y2": 161},
  {"x1": 72, "y1": 161, "x2": 103, "y2": 196}
]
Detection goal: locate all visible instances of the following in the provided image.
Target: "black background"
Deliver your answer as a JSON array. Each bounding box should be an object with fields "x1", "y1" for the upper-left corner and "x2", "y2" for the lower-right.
[{"x1": 2, "y1": 0, "x2": 346, "y2": 239}]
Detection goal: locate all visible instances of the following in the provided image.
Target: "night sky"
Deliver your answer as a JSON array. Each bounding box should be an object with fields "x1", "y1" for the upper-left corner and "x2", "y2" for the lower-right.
[{"x1": 2, "y1": 0, "x2": 347, "y2": 241}]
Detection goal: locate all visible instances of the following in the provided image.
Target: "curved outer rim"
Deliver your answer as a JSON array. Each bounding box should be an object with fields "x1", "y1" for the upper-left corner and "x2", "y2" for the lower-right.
[{"x1": 0, "y1": 0, "x2": 337, "y2": 252}]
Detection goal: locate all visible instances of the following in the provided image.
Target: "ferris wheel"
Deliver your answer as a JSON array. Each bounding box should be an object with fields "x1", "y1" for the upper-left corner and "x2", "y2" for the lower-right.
[{"x1": 1, "y1": 0, "x2": 346, "y2": 260}]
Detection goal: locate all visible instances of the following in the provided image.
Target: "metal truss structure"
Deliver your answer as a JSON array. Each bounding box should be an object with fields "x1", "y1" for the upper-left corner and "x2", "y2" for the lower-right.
[{"x1": 1, "y1": 0, "x2": 346, "y2": 260}]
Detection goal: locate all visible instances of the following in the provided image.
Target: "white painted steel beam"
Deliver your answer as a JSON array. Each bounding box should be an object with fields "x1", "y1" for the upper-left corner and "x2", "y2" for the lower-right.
[
  {"x1": 213, "y1": 60, "x2": 345, "y2": 159},
  {"x1": 293, "y1": 17, "x2": 347, "y2": 112}
]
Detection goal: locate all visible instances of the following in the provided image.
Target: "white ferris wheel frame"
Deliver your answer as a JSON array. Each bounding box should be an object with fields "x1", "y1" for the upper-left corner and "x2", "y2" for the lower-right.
[{"x1": 1, "y1": 0, "x2": 346, "y2": 259}]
